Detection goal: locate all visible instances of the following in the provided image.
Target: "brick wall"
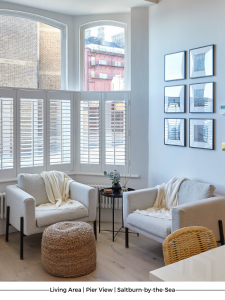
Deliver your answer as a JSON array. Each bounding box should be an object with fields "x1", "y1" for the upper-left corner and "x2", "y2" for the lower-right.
[
  {"x1": 0, "y1": 15, "x2": 38, "y2": 88},
  {"x1": 0, "y1": 16, "x2": 61, "y2": 90}
]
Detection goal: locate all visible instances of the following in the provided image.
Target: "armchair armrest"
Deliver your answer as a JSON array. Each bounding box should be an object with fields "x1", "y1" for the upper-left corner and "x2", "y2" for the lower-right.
[
  {"x1": 70, "y1": 182, "x2": 97, "y2": 221},
  {"x1": 123, "y1": 187, "x2": 158, "y2": 227},
  {"x1": 172, "y1": 195, "x2": 225, "y2": 241},
  {"x1": 6, "y1": 184, "x2": 36, "y2": 236}
]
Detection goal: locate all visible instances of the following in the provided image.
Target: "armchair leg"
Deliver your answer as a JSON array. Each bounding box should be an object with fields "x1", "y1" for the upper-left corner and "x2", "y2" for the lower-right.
[
  {"x1": 20, "y1": 217, "x2": 24, "y2": 260},
  {"x1": 125, "y1": 227, "x2": 129, "y2": 248},
  {"x1": 218, "y1": 220, "x2": 224, "y2": 245},
  {"x1": 93, "y1": 220, "x2": 97, "y2": 240},
  {"x1": 5, "y1": 206, "x2": 10, "y2": 242}
]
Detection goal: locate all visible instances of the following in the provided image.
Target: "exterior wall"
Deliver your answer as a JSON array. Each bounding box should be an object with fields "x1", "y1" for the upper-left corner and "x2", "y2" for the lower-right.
[
  {"x1": 0, "y1": 15, "x2": 38, "y2": 88},
  {"x1": 0, "y1": 16, "x2": 61, "y2": 90},
  {"x1": 38, "y1": 23, "x2": 61, "y2": 89},
  {"x1": 85, "y1": 47, "x2": 124, "y2": 91}
]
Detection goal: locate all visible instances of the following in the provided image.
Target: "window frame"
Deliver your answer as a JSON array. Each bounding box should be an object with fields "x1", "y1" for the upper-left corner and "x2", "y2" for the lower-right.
[
  {"x1": 0, "y1": 9, "x2": 68, "y2": 90},
  {"x1": 80, "y1": 20, "x2": 129, "y2": 91}
]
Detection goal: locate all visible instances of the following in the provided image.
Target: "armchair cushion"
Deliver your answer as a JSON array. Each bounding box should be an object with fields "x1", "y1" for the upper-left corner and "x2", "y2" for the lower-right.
[
  {"x1": 18, "y1": 173, "x2": 48, "y2": 206},
  {"x1": 35, "y1": 205, "x2": 88, "y2": 227},
  {"x1": 178, "y1": 180, "x2": 215, "y2": 205},
  {"x1": 127, "y1": 213, "x2": 171, "y2": 239}
]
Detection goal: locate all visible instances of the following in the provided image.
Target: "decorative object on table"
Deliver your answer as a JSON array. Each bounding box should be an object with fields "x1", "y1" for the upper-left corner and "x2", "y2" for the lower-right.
[
  {"x1": 42, "y1": 221, "x2": 96, "y2": 278},
  {"x1": 120, "y1": 174, "x2": 131, "y2": 192},
  {"x1": 189, "y1": 45, "x2": 214, "y2": 79},
  {"x1": 164, "y1": 85, "x2": 185, "y2": 113},
  {"x1": 189, "y1": 118, "x2": 214, "y2": 150},
  {"x1": 189, "y1": 82, "x2": 214, "y2": 113},
  {"x1": 164, "y1": 118, "x2": 186, "y2": 147},
  {"x1": 164, "y1": 51, "x2": 186, "y2": 81},
  {"x1": 104, "y1": 188, "x2": 113, "y2": 194},
  {"x1": 104, "y1": 170, "x2": 121, "y2": 191}
]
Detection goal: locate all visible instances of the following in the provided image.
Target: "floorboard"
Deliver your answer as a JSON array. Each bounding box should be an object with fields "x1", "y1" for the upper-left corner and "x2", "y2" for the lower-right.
[{"x1": 0, "y1": 222, "x2": 164, "y2": 281}]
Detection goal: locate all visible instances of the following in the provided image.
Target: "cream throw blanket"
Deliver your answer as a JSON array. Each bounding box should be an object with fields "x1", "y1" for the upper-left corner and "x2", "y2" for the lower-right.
[
  {"x1": 36, "y1": 171, "x2": 85, "y2": 211},
  {"x1": 134, "y1": 177, "x2": 188, "y2": 220}
]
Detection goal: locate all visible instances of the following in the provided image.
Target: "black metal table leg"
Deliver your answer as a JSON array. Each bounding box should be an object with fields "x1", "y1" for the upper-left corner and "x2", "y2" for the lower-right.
[
  {"x1": 20, "y1": 217, "x2": 24, "y2": 260},
  {"x1": 219, "y1": 220, "x2": 224, "y2": 245},
  {"x1": 112, "y1": 196, "x2": 115, "y2": 242},
  {"x1": 99, "y1": 192, "x2": 101, "y2": 233},
  {"x1": 122, "y1": 195, "x2": 124, "y2": 228}
]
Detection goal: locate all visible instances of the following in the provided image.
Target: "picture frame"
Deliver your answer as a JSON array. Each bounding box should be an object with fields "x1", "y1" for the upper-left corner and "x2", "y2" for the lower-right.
[
  {"x1": 164, "y1": 51, "x2": 186, "y2": 82},
  {"x1": 165, "y1": 85, "x2": 185, "y2": 113},
  {"x1": 164, "y1": 118, "x2": 186, "y2": 147},
  {"x1": 189, "y1": 118, "x2": 214, "y2": 150},
  {"x1": 189, "y1": 45, "x2": 214, "y2": 79},
  {"x1": 189, "y1": 82, "x2": 214, "y2": 113}
]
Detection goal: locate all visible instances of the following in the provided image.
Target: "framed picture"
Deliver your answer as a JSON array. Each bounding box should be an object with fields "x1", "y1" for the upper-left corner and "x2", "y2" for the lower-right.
[
  {"x1": 189, "y1": 45, "x2": 214, "y2": 79},
  {"x1": 164, "y1": 118, "x2": 186, "y2": 147},
  {"x1": 165, "y1": 85, "x2": 185, "y2": 113},
  {"x1": 165, "y1": 51, "x2": 186, "y2": 81},
  {"x1": 189, "y1": 118, "x2": 214, "y2": 150},
  {"x1": 189, "y1": 82, "x2": 214, "y2": 113}
]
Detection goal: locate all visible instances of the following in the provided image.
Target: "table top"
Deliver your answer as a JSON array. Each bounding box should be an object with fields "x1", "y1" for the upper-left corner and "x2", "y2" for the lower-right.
[
  {"x1": 100, "y1": 188, "x2": 135, "y2": 198},
  {"x1": 149, "y1": 245, "x2": 225, "y2": 282}
]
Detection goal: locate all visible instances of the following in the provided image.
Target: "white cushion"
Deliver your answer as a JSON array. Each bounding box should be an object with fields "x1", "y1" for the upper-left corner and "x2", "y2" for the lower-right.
[
  {"x1": 35, "y1": 205, "x2": 89, "y2": 227},
  {"x1": 17, "y1": 173, "x2": 49, "y2": 206},
  {"x1": 127, "y1": 213, "x2": 171, "y2": 238}
]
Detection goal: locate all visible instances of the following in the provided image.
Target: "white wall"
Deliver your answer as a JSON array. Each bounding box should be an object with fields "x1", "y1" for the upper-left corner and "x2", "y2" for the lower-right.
[{"x1": 149, "y1": 0, "x2": 225, "y2": 194}]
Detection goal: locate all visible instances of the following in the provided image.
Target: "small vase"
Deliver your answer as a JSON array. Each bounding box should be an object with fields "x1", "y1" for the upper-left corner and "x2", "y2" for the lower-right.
[{"x1": 112, "y1": 182, "x2": 121, "y2": 192}]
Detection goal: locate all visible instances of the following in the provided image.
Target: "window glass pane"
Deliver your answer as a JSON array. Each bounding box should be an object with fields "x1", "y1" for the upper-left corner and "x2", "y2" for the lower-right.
[
  {"x1": 50, "y1": 99, "x2": 71, "y2": 165},
  {"x1": 85, "y1": 25, "x2": 125, "y2": 91},
  {"x1": 0, "y1": 15, "x2": 61, "y2": 89},
  {"x1": 0, "y1": 98, "x2": 13, "y2": 169},
  {"x1": 80, "y1": 100, "x2": 100, "y2": 164},
  {"x1": 20, "y1": 99, "x2": 44, "y2": 168},
  {"x1": 105, "y1": 100, "x2": 126, "y2": 165}
]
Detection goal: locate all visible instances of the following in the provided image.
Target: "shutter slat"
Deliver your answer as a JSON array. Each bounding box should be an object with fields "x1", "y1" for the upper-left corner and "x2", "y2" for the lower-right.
[
  {"x1": 105, "y1": 100, "x2": 126, "y2": 166},
  {"x1": 20, "y1": 98, "x2": 44, "y2": 168},
  {"x1": 80, "y1": 100, "x2": 100, "y2": 165}
]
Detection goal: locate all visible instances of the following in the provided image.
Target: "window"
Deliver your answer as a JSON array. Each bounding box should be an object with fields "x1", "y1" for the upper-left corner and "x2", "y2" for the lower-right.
[
  {"x1": 99, "y1": 60, "x2": 107, "y2": 65},
  {"x1": 83, "y1": 24, "x2": 125, "y2": 91},
  {"x1": 49, "y1": 99, "x2": 71, "y2": 166},
  {"x1": 105, "y1": 100, "x2": 126, "y2": 166},
  {"x1": 91, "y1": 71, "x2": 95, "y2": 78},
  {"x1": 0, "y1": 12, "x2": 67, "y2": 90},
  {"x1": 99, "y1": 73, "x2": 108, "y2": 79},
  {"x1": 0, "y1": 98, "x2": 14, "y2": 170},
  {"x1": 115, "y1": 61, "x2": 121, "y2": 66},
  {"x1": 80, "y1": 100, "x2": 100, "y2": 165},
  {"x1": 20, "y1": 98, "x2": 44, "y2": 169}
]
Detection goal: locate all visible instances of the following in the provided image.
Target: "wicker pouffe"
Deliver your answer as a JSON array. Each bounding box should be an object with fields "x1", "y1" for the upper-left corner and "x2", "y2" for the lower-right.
[{"x1": 42, "y1": 221, "x2": 96, "y2": 278}]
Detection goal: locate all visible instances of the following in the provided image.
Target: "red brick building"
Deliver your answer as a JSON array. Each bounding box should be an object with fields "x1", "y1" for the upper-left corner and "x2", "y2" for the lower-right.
[{"x1": 85, "y1": 27, "x2": 125, "y2": 91}]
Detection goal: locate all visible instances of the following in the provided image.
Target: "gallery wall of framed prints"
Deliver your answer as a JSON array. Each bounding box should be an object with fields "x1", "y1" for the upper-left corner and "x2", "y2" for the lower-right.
[{"x1": 164, "y1": 44, "x2": 215, "y2": 150}]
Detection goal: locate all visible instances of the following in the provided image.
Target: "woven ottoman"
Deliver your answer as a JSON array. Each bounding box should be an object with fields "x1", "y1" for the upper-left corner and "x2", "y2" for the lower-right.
[{"x1": 41, "y1": 221, "x2": 96, "y2": 278}]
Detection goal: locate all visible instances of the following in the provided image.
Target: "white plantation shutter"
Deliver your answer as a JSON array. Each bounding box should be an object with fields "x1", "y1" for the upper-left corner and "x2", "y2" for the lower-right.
[
  {"x1": 20, "y1": 99, "x2": 44, "y2": 168},
  {"x1": 105, "y1": 100, "x2": 126, "y2": 165},
  {"x1": 47, "y1": 91, "x2": 73, "y2": 172},
  {"x1": 80, "y1": 100, "x2": 100, "y2": 164},
  {"x1": 0, "y1": 98, "x2": 13, "y2": 169}
]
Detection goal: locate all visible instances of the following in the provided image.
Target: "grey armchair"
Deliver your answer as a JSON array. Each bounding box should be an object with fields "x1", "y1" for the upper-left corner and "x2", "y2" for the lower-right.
[
  {"x1": 5, "y1": 173, "x2": 97, "y2": 259},
  {"x1": 123, "y1": 180, "x2": 225, "y2": 248}
]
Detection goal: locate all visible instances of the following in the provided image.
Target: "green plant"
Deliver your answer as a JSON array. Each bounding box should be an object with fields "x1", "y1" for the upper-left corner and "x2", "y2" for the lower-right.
[{"x1": 104, "y1": 170, "x2": 120, "y2": 184}]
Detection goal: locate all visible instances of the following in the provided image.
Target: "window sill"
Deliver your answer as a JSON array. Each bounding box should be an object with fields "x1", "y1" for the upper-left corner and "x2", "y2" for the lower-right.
[{"x1": 0, "y1": 172, "x2": 139, "y2": 184}]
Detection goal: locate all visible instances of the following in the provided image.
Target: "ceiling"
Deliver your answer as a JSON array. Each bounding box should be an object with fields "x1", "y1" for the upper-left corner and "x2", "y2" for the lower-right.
[{"x1": 1, "y1": 0, "x2": 157, "y2": 15}]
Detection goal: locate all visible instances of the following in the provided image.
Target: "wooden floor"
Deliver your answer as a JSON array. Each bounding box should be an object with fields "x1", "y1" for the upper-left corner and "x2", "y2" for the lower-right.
[{"x1": 0, "y1": 222, "x2": 164, "y2": 281}]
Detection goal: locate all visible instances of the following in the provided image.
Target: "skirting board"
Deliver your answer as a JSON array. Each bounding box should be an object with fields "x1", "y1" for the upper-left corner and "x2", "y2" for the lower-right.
[{"x1": 0, "y1": 219, "x2": 17, "y2": 235}]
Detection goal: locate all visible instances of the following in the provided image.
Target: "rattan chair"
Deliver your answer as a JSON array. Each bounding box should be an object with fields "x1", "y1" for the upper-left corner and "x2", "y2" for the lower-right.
[{"x1": 163, "y1": 226, "x2": 217, "y2": 266}]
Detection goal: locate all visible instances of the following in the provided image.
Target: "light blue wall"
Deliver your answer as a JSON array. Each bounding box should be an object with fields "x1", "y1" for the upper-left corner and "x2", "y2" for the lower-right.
[{"x1": 149, "y1": 0, "x2": 225, "y2": 194}]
